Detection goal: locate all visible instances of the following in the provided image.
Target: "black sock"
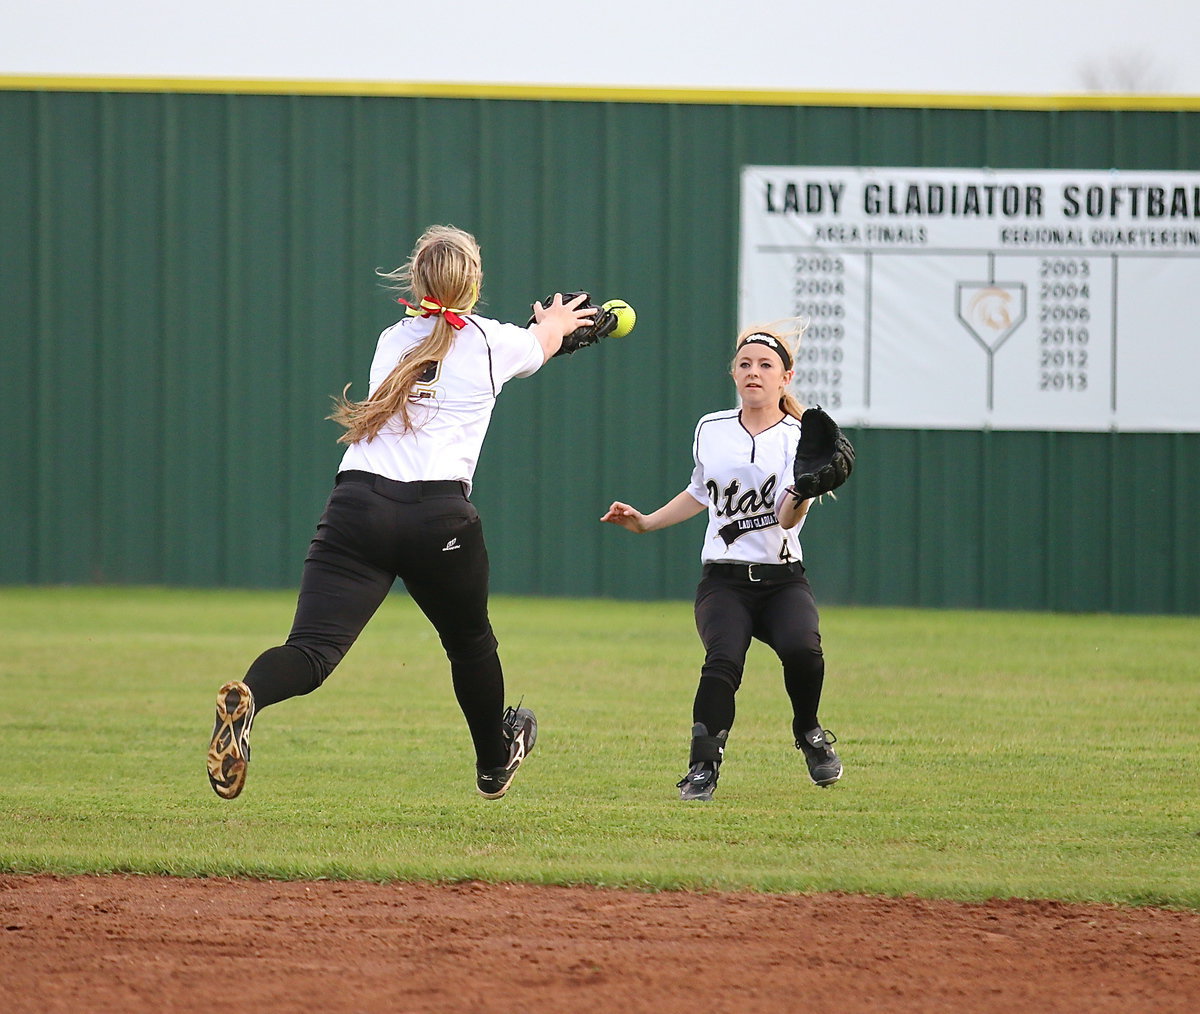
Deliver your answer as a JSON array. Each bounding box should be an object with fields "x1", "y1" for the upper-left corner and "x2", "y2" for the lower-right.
[
  {"x1": 243, "y1": 644, "x2": 323, "y2": 709},
  {"x1": 692, "y1": 676, "x2": 735, "y2": 736},
  {"x1": 785, "y1": 663, "x2": 824, "y2": 739},
  {"x1": 451, "y1": 652, "x2": 507, "y2": 769}
]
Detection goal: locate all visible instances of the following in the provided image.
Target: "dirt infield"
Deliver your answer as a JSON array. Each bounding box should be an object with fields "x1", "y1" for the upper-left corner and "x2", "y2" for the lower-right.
[{"x1": 3, "y1": 875, "x2": 1200, "y2": 1013}]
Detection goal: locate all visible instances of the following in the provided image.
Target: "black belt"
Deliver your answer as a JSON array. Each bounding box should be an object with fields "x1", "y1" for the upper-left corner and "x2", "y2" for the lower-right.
[
  {"x1": 704, "y1": 561, "x2": 801, "y2": 583},
  {"x1": 336, "y1": 470, "x2": 467, "y2": 501}
]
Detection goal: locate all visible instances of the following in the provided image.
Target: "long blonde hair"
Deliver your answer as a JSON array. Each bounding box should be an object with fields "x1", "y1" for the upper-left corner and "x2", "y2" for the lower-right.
[
  {"x1": 329, "y1": 225, "x2": 483, "y2": 443},
  {"x1": 731, "y1": 320, "x2": 808, "y2": 419}
]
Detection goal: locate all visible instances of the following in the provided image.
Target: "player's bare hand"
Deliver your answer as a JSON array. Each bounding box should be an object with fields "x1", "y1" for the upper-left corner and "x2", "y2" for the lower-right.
[
  {"x1": 534, "y1": 292, "x2": 596, "y2": 331},
  {"x1": 601, "y1": 501, "x2": 648, "y2": 533}
]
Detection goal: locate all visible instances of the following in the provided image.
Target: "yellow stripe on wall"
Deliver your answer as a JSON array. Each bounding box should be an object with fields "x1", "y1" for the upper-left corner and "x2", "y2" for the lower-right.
[{"x1": 2, "y1": 73, "x2": 1199, "y2": 111}]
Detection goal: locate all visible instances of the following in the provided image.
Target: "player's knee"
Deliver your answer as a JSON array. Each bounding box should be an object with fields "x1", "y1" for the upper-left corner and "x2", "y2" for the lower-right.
[
  {"x1": 442, "y1": 629, "x2": 500, "y2": 666},
  {"x1": 700, "y1": 662, "x2": 743, "y2": 692},
  {"x1": 779, "y1": 644, "x2": 824, "y2": 680}
]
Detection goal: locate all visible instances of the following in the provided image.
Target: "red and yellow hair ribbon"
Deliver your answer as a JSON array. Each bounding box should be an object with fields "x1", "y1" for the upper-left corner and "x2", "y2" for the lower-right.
[{"x1": 399, "y1": 297, "x2": 470, "y2": 331}]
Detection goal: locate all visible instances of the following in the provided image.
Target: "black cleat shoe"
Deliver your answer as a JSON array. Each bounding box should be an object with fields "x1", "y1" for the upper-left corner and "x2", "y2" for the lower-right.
[
  {"x1": 207, "y1": 681, "x2": 256, "y2": 799},
  {"x1": 796, "y1": 727, "x2": 842, "y2": 786},
  {"x1": 477, "y1": 705, "x2": 537, "y2": 799},
  {"x1": 677, "y1": 722, "x2": 727, "y2": 802},
  {"x1": 677, "y1": 763, "x2": 719, "y2": 801}
]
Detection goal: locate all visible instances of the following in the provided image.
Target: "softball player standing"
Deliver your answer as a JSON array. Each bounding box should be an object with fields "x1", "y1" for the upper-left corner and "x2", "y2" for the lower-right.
[
  {"x1": 207, "y1": 224, "x2": 596, "y2": 801},
  {"x1": 602, "y1": 327, "x2": 841, "y2": 801}
]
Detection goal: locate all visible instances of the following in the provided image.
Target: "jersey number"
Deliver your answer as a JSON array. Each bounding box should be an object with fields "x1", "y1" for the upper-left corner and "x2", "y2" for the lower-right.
[{"x1": 409, "y1": 357, "x2": 441, "y2": 400}]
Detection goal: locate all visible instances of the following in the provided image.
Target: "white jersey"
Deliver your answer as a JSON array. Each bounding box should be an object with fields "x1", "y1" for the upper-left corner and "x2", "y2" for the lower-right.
[
  {"x1": 338, "y1": 314, "x2": 544, "y2": 494},
  {"x1": 685, "y1": 409, "x2": 807, "y2": 565}
]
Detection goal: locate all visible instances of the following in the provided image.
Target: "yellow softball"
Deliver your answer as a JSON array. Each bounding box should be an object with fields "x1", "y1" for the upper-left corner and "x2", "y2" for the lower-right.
[{"x1": 602, "y1": 299, "x2": 637, "y2": 339}]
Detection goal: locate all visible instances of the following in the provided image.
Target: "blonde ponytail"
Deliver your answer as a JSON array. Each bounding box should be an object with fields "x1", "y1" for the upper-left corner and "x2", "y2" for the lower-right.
[
  {"x1": 780, "y1": 387, "x2": 805, "y2": 421},
  {"x1": 329, "y1": 225, "x2": 482, "y2": 444}
]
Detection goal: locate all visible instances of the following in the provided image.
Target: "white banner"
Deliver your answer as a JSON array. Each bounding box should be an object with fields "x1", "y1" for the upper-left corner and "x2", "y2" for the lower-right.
[{"x1": 739, "y1": 166, "x2": 1200, "y2": 431}]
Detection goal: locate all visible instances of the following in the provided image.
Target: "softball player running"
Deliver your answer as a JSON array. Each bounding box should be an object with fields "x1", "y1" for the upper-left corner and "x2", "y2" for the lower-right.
[
  {"x1": 602, "y1": 327, "x2": 842, "y2": 801},
  {"x1": 207, "y1": 224, "x2": 596, "y2": 801}
]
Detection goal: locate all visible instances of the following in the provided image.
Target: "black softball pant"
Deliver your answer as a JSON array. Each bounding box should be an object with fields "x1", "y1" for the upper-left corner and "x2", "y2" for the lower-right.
[
  {"x1": 241, "y1": 470, "x2": 509, "y2": 769},
  {"x1": 691, "y1": 564, "x2": 826, "y2": 740}
]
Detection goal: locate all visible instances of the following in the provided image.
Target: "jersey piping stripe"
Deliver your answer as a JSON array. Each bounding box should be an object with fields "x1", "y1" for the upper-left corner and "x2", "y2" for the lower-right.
[
  {"x1": 693, "y1": 411, "x2": 741, "y2": 468},
  {"x1": 737, "y1": 414, "x2": 801, "y2": 464},
  {"x1": 468, "y1": 319, "x2": 497, "y2": 398}
]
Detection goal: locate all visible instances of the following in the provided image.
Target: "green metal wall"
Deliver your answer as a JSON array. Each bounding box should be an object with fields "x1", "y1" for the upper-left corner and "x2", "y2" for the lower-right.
[{"x1": 2, "y1": 87, "x2": 1198, "y2": 612}]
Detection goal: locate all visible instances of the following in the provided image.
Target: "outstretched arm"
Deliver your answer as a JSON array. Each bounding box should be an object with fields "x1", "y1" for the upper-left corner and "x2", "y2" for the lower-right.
[{"x1": 601, "y1": 490, "x2": 706, "y2": 533}]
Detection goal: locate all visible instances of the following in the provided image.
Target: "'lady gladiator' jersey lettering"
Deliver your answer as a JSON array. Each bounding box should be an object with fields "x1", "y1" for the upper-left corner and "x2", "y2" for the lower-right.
[{"x1": 686, "y1": 409, "x2": 806, "y2": 565}]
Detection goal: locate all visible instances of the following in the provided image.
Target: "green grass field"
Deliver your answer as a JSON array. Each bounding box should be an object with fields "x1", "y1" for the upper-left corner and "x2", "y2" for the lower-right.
[{"x1": 2, "y1": 586, "x2": 1198, "y2": 907}]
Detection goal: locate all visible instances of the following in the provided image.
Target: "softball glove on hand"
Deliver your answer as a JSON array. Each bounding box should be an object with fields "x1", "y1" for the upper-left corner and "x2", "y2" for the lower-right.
[
  {"x1": 790, "y1": 406, "x2": 855, "y2": 502},
  {"x1": 528, "y1": 291, "x2": 619, "y2": 356}
]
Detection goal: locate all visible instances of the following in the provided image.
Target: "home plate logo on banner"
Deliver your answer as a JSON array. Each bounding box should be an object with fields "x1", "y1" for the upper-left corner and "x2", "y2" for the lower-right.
[{"x1": 956, "y1": 279, "x2": 1027, "y2": 409}]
